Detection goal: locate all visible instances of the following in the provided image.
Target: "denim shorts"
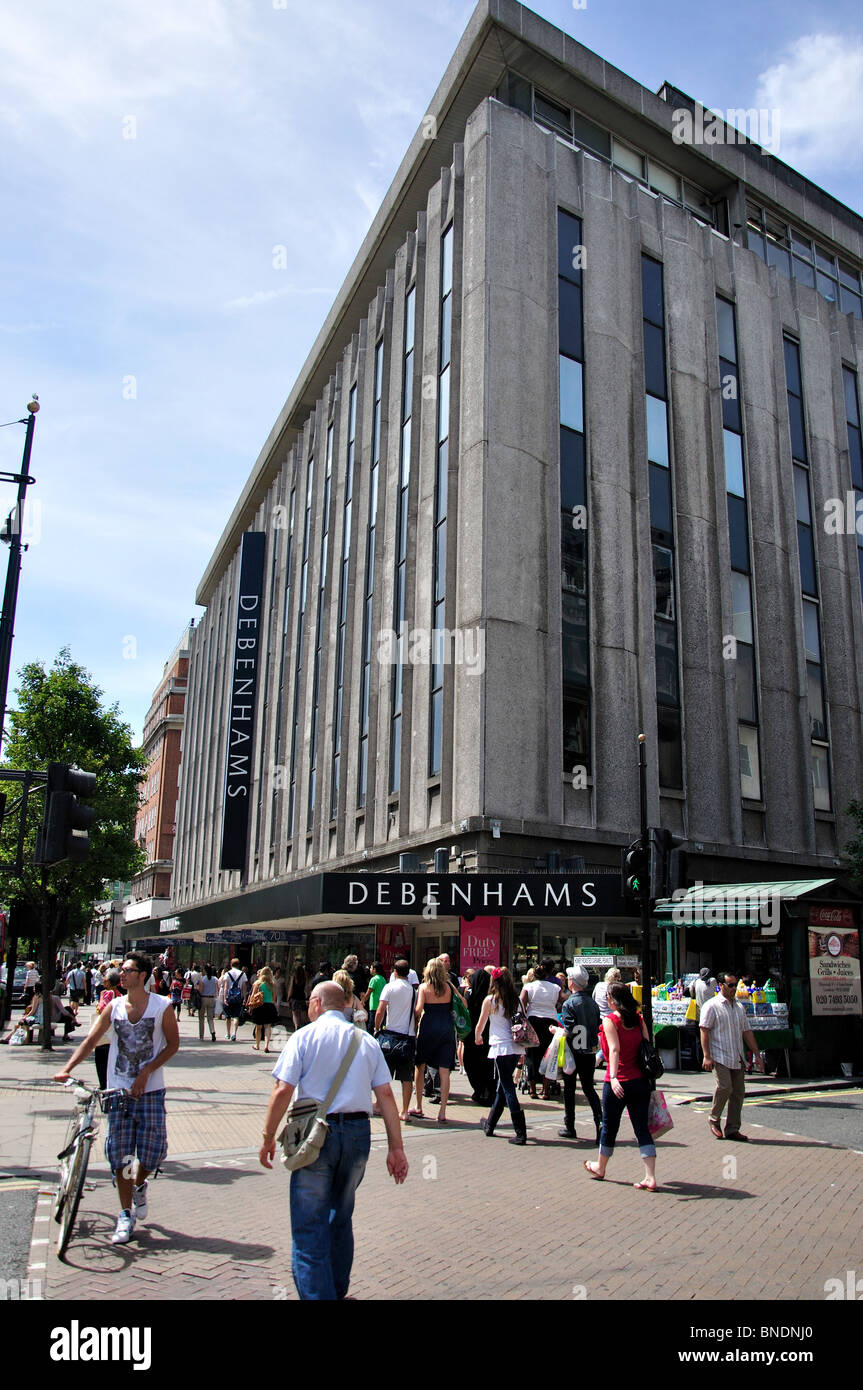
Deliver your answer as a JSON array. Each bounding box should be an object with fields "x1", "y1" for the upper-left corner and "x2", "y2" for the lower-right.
[{"x1": 104, "y1": 1089, "x2": 168, "y2": 1173}]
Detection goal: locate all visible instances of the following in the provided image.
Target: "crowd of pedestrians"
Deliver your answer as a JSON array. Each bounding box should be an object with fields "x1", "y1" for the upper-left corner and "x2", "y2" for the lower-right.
[{"x1": 0, "y1": 942, "x2": 771, "y2": 1297}]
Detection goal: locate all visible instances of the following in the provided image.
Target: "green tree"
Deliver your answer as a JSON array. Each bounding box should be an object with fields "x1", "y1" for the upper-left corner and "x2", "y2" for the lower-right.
[
  {"x1": 1, "y1": 649, "x2": 147, "y2": 1048},
  {"x1": 842, "y1": 800, "x2": 863, "y2": 887}
]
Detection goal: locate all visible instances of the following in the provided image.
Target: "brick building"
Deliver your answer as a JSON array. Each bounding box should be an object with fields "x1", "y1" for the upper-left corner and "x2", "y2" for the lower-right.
[{"x1": 126, "y1": 625, "x2": 193, "y2": 934}]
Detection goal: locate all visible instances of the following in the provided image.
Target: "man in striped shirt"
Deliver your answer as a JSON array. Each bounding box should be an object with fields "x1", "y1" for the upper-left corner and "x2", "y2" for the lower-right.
[{"x1": 700, "y1": 973, "x2": 764, "y2": 1141}]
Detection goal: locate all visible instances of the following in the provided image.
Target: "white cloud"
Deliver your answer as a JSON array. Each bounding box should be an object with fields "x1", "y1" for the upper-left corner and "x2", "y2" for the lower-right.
[{"x1": 755, "y1": 33, "x2": 863, "y2": 171}]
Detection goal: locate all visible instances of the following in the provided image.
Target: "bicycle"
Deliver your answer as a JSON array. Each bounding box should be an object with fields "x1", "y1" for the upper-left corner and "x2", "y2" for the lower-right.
[{"x1": 53, "y1": 1076, "x2": 128, "y2": 1261}]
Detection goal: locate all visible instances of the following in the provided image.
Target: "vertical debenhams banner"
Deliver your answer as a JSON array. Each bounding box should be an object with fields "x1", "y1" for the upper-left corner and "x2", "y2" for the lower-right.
[{"x1": 220, "y1": 531, "x2": 267, "y2": 871}]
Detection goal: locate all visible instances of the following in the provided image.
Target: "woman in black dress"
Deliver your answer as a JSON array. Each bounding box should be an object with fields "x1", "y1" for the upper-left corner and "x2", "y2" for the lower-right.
[
  {"x1": 462, "y1": 966, "x2": 495, "y2": 1104},
  {"x1": 410, "y1": 958, "x2": 464, "y2": 1124}
]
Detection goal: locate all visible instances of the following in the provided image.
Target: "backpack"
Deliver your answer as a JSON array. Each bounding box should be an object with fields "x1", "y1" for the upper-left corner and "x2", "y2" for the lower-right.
[{"x1": 226, "y1": 971, "x2": 245, "y2": 1006}]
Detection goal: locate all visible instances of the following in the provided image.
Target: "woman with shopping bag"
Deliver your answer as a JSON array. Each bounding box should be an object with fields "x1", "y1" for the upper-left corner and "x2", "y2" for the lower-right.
[{"x1": 583, "y1": 983, "x2": 661, "y2": 1191}]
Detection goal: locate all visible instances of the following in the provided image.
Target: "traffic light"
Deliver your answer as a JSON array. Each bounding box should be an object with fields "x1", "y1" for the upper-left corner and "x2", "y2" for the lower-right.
[
  {"x1": 621, "y1": 837, "x2": 649, "y2": 913},
  {"x1": 34, "y1": 764, "x2": 97, "y2": 866},
  {"x1": 648, "y1": 827, "x2": 687, "y2": 901}
]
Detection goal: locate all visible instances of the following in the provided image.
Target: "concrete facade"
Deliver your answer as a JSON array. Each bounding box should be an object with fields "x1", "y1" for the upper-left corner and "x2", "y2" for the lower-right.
[{"x1": 171, "y1": 0, "x2": 863, "y2": 934}]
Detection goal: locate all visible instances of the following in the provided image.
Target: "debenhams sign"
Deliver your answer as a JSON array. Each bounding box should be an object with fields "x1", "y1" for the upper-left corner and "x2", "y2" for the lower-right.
[
  {"x1": 220, "y1": 531, "x2": 267, "y2": 872},
  {"x1": 321, "y1": 874, "x2": 622, "y2": 918}
]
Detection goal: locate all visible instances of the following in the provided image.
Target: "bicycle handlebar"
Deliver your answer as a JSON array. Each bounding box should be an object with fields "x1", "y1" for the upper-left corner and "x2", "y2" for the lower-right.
[{"x1": 59, "y1": 1077, "x2": 129, "y2": 1100}]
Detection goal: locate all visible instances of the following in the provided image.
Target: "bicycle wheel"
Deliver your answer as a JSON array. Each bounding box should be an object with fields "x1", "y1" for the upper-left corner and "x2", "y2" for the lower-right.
[
  {"x1": 53, "y1": 1113, "x2": 82, "y2": 1224},
  {"x1": 57, "y1": 1133, "x2": 93, "y2": 1261}
]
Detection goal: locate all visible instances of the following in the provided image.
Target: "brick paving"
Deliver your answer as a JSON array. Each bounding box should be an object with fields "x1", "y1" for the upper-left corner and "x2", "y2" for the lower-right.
[{"x1": 3, "y1": 1008, "x2": 862, "y2": 1301}]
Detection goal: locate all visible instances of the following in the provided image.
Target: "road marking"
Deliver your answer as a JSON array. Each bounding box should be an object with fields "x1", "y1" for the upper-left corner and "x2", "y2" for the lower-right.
[
  {"x1": 745, "y1": 1088, "x2": 863, "y2": 1105},
  {"x1": 28, "y1": 1262, "x2": 46, "y2": 1270},
  {"x1": 0, "y1": 1180, "x2": 42, "y2": 1191},
  {"x1": 30, "y1": 1238, "x2": 49, "y2": 1245}
]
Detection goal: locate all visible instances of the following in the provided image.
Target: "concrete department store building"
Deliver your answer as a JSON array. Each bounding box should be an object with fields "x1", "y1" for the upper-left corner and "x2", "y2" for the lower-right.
[{"x1": 163, "y1": 0, "x2": 863, "y2": 1069}]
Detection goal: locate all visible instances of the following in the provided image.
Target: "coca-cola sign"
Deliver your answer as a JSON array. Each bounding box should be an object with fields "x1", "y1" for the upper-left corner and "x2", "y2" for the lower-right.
[{"x1": 808, "y1": 907, "x2": 854, "y2": 929}]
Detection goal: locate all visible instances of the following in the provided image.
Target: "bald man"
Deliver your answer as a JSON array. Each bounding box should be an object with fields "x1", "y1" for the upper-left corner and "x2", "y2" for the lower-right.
[{"x1": 260, "y1": 981, "x2": 408, "y2": 1301}]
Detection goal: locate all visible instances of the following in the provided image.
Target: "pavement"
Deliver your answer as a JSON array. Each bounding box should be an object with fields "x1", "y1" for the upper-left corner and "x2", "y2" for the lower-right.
[{"x1": 1, "y1": 1005, "x2": 862, "y2": 1303}]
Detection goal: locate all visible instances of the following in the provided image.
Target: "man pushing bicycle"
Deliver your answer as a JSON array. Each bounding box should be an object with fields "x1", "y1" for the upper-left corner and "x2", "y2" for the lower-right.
[{"x1": 55, "y1": 951, "x2": 180, "y2": 1245}]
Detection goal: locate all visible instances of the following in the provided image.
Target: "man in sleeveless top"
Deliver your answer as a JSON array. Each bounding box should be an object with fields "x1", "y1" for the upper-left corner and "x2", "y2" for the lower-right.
[{"x1": 55, "y1": 951, "x2": 180, "y2": 1245}]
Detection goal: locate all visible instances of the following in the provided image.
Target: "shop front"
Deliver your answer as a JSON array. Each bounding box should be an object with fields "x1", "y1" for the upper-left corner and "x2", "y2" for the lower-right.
[
  {"x1": 149, "y1": 869, "x2": 630, "y2": 985},
  {"x1": 653, "y1": 878, "x2": 863, "y2": 1078}
]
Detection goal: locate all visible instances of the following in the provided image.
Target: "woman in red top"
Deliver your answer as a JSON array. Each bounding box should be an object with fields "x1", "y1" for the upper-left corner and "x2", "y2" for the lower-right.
[{"x1": 583, "y1": 983, "x2": 658, "y2": 1191}]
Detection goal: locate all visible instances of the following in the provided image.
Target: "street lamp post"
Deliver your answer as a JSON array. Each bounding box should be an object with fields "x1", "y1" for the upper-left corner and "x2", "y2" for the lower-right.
[
  {"x1": 637, "y1": 733, "x2": 653, "y2": 1034},
  {"x1": 0, "y1": 397, "x2": 40, "y2": 750}
]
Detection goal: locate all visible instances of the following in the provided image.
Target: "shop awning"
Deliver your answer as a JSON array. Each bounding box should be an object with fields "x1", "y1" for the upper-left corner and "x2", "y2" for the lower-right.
[{"x1": 653, "y1": 879, "x2": 836, "y2": 929}]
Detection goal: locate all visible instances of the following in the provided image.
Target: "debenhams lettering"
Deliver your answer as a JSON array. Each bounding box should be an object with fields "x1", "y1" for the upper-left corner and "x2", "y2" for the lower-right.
[
  {"x1": 225, "y1": 595, "x2": 260, "y2": 801},
  {"x1": 346, "y1": 878, "x2": 598, "y2": 911},
  {"x1": 220, "y1": 530, "x2": 267, "y2": 872}
]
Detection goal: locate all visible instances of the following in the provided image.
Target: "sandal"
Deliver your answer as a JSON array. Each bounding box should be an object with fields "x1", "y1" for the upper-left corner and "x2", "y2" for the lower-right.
[
  {"x1": 634, "y1": 1180, "x2": 658, "y2": 1191},
  {"x1": 437, "y1": 1116, "x2": 449, "y2": 1124},
  {"x1": 583, "y1": 1160, "x2": 605, "y2": 1180},
  {"x1": 407, "y1": 1108, "x2": 425, "y2": 1119}
]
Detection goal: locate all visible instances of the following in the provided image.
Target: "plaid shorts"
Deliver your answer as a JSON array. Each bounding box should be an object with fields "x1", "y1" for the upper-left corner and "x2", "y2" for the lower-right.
[{"x1": 104, "y1": 1089, "x2": 168, "y2": 1174}]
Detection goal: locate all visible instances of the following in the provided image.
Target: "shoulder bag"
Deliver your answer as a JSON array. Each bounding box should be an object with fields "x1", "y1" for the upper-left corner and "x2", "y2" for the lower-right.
[
  {"x1": 637, "y1": 1015, "x2": 664, "y2": 1083},
  {"x1": 450, "y1": 986, "x2": 472, "y2": 1041},
  {"x1": 278, "y1": 1029, "x2": 363, "y2": 1172},
  {"x1": 511, "y1": 1009, "x2": 540, "y2": 1047},
  {"x1": 377, "y1": 984, "x2": 417, "y2": 1066}
]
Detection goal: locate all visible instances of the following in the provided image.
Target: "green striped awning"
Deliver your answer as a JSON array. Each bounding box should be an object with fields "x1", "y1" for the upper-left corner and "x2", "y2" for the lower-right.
[{"x1": 653, "y1": 879, "x2": 835, "y2": 928}]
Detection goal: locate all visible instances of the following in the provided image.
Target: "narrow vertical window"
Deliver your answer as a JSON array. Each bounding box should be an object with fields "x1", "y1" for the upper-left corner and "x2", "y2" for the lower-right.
[
  {"x1": 785, "y1": 339, "x2": 830, "y2": 811},
  {"x1": 717, "y1": 297, "x2": 761, "y2": 799},
  {"x1": 254, "y1": 516, "x2": 281, "y2": 856},
  {"x1": 389, "y1": 287, "x2": 416, "y2": 795},
  {"x1": 331, "y1": 386, "x2": 356, "y2": 813},
  {"x1": 288, "y1": 447, "x2": 315, "y2": 836},
  {"x1": 644, "y1": 257, "x2": 682, "y2": 789},
  {"x1": 558, "y1": 209, "x2": 590, "y2": 779},
  {"x1": 307, "y1": 423, "x2": 333, "y2": 830},
  {"x1": 429, "y1": 226, "x2": 453, "y2": 776},
  {"x1": 271, "y1": 486, "x2": 295, "y2": 848},
  {"x1": 358, "y1": 342, "x2": 383, "y2": 808},
  {"x1": 843, "y1": 367, "x2": 863, "y2": 610}
]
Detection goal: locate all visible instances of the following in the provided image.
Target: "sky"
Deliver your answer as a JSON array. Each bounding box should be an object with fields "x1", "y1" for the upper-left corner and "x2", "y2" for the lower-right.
[{"x1": 1, "y1": 0, "x2": 862, "y2": 744}]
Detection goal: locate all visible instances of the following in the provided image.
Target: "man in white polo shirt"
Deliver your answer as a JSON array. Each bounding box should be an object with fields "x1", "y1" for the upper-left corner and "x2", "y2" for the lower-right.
[
  {"x1": 700, "y1": 971, "x2": 764, "y2": 1141},
  {"x1": 259, "y1": 980, "x2": 408, "y2": 1300}
]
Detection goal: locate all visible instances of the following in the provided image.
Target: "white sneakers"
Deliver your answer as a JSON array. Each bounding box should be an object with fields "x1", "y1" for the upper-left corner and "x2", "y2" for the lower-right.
[
  {"x1": 111, "y1": 1182, "x2": 148, "y2": 1244},
  {"x1": 132, "y1": 1181, "x2": 148, "y2": 1221},
  {"x1": 111, "y1": 1210, "x2": 136, "y2": 1245}
]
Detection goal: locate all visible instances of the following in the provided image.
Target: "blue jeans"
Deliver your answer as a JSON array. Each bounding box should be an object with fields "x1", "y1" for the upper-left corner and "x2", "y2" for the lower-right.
[
  {"x1": 289, "y1": 1115, "x2": 371, "y2": 1300},
  {"x1": 599, "y1": 1077, "x2": 656, "y2": 1158},
  {"x1": 487, "y1": 1053, "x2": 523, "y2": 1129}
]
